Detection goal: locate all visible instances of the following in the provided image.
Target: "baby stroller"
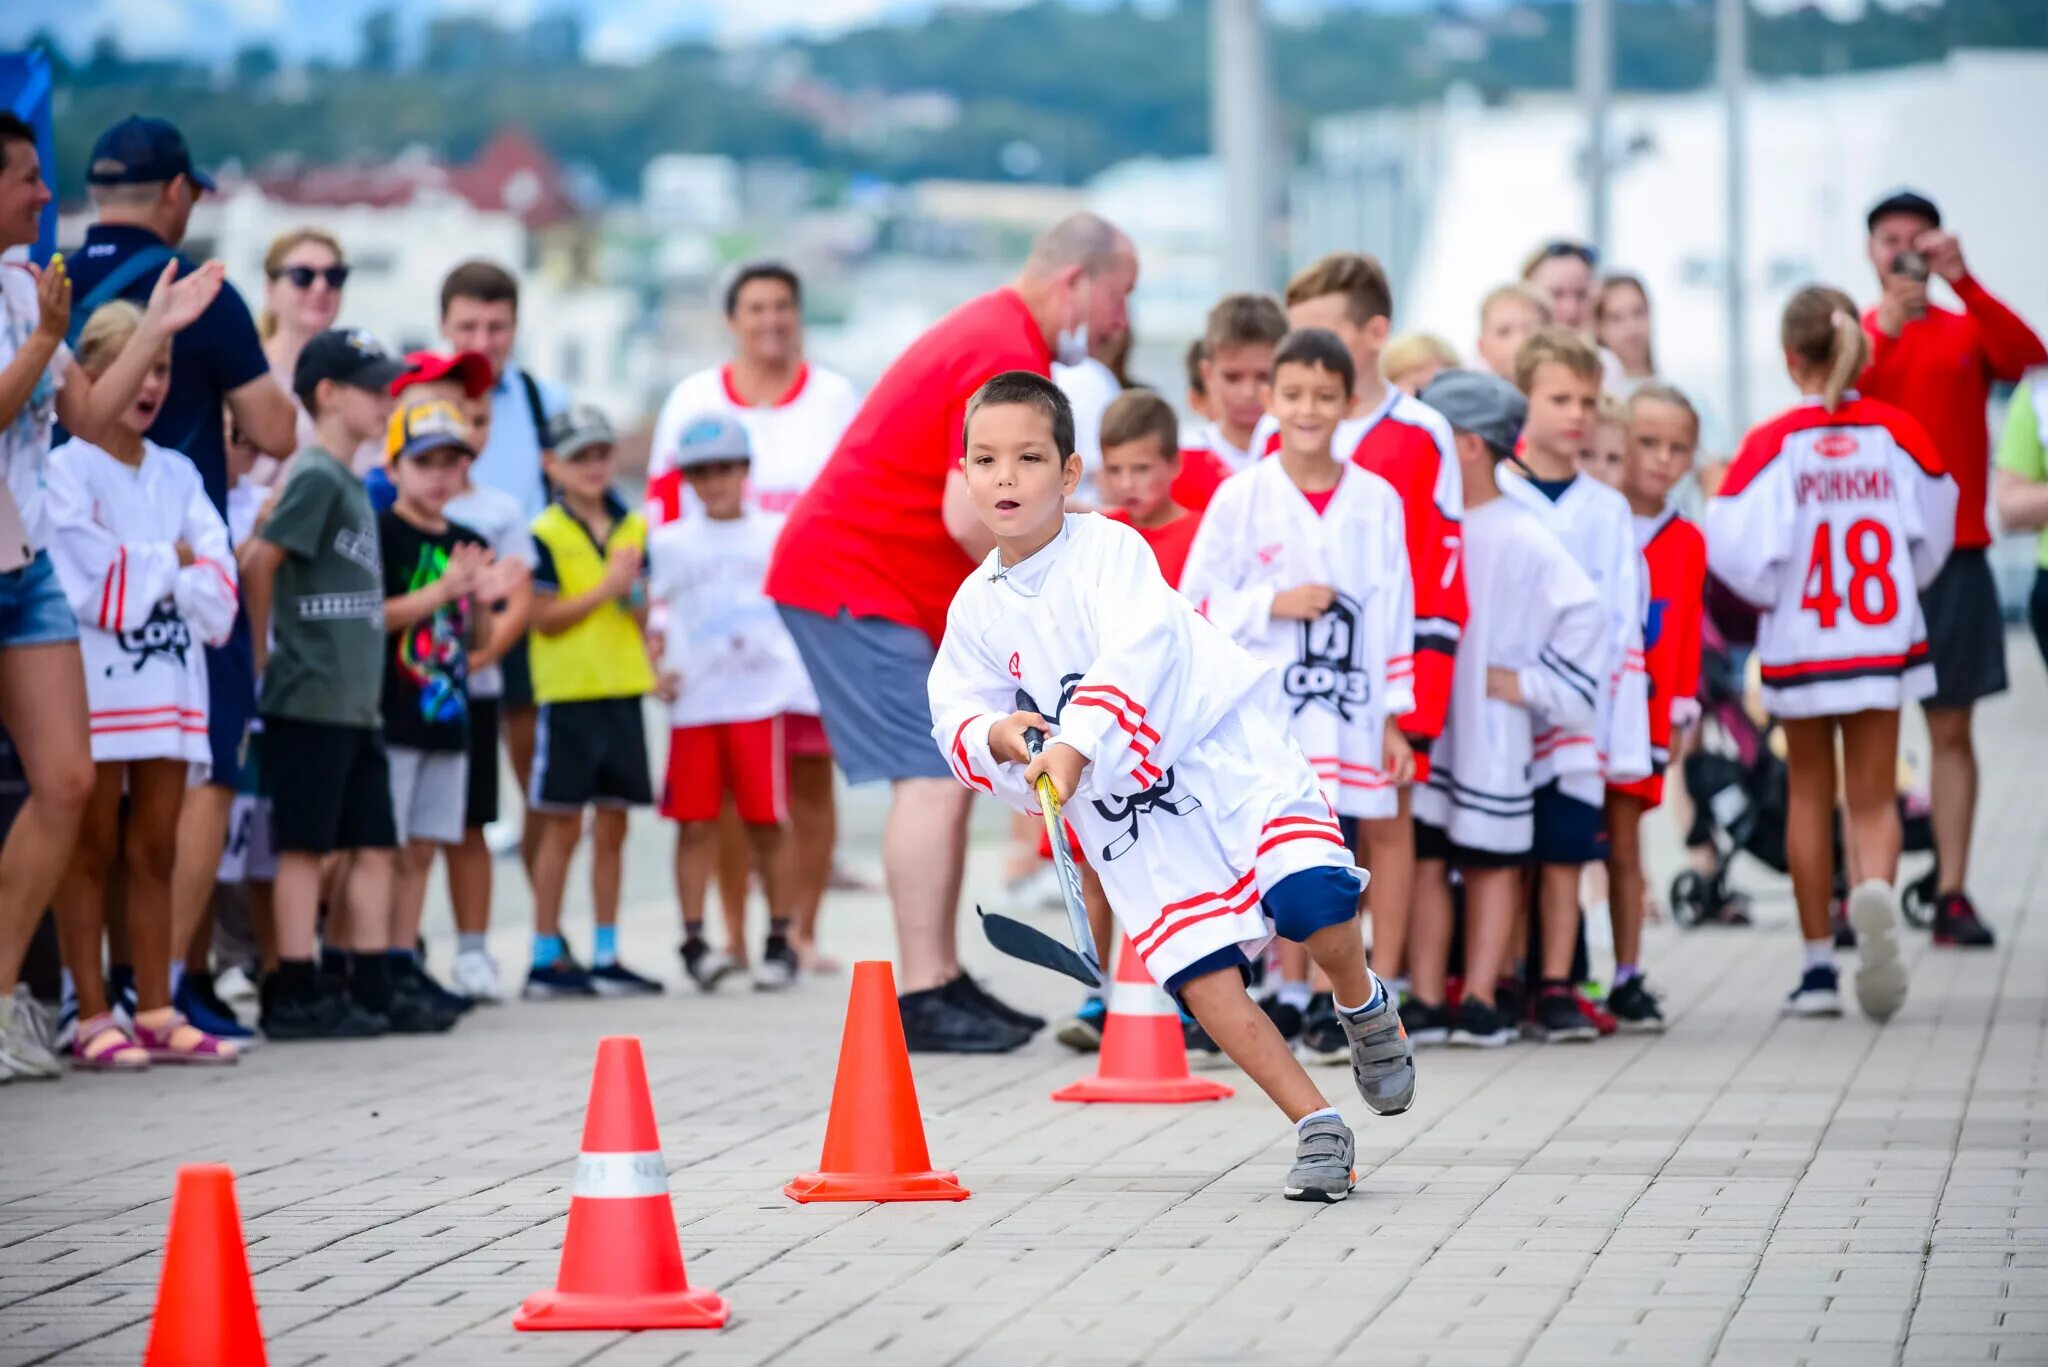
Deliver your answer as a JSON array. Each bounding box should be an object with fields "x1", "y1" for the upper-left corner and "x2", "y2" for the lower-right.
[{"x1": 1669, "y1": 588, "x2": 1939, "y2": 929}]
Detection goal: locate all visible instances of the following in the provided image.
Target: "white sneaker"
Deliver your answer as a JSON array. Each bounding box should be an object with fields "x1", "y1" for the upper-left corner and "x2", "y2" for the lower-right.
[
  {"x1": 483, "y1": 819, "x2": 522, "y2": 859},
  {"x1": 450, "y1": 949, "x2": 503, "y2": 1003},
  {"x1": 1848, "y1": 879, "x2": 1908, "y2": 1023},
  {"x1": 215, "y1": 965, "x2": 259, "y2": 1004}
]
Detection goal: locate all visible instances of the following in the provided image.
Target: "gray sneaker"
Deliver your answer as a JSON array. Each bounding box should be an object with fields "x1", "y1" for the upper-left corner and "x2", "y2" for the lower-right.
[
  {"x1": 1339, "y1": 974, "x2": 1416, "y2": 1115},
  {"x1": 1848, "y1": 879, "x2": 1908, "y2": 1023},
  {"x1": 11, "y1": 983, "x2": 54, "y2": 1051},
  {"x1": 0, "y1": 994, "x2": 61, "y2": 1080},
  {"x1": 1284, "y1": 1114, "x2": 1356, "y2": 1203}
]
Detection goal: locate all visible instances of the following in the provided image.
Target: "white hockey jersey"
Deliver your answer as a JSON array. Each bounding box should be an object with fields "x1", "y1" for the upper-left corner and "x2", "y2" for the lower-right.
[
  {"x1": 46, "y1": 438, "x2": 238, "y2": 767},
  {"x1": 646, "y1": 363, "x2": 859, "y2": 526},
  {"x1": 1415, "y1": 485, "x2": 1606, "y2": 853},
  {"x1": 1498, "y1": 466, "x2": 1652, "y2": 798},
  {"x1": 647, "y1": 511, "x2": 819, "y2": 728},
  {"x1": 1178, "y1": 459, "x2": 1416, "y2": 818},
  {"x1": 929, "y1": 514, "x2": 1362, "y2": 987},
  {"x1": 1704, "y1": 394, "x2": 1956, "y2": 720}
]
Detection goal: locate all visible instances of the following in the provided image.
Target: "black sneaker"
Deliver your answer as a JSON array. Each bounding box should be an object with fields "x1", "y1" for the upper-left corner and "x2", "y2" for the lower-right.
[
  {"x1": 1181, "y1": 1012, "x2": 1222, "y2": 1058},
  {"x1": 1607, "y1": 976, "x2": 1666, "y2": 1033},
  {"x1": 1534, "y1": 987, "x2": 1597, "y2": 1043},
  {"x1": 1293, "y1": 996, "x2": 1346, "y2": 1065},
  {"x1": 900, "y1": 986, "x2": 1031, "y2": 1053},
  {"x1": 590, "y1": 961, "x2": 665, "y2": 996},
  {"x1": 751, "y1": 935, "x2": 799, "y2": 991},
  {"x1": 377, "y1": 978, "x2": 460, "y2": 1034},
  {"x1": 1493, "y1": 977, "x2": 1525, "y2": 1028},
  {"x1": 1262, "y1": 995, "x2": 1306, "y2": 1043},
  {"x1": 394, "y1": 956, "x2": 474, "y2": 1015},
  {"x1": 945, "y1": 973, "x2": 1045, "y2": 1033},
  {"x1": 1447, "y1": 997, "x2": 1516, "y2": 1048},
  {"x1": 680, "y1": 938, "x2": 738, "y2": 991},
  {"x1": 184, "y1": 969, "x2": 239, "y2": 1025},
  {"x1": 260, "y1": 978, "x2": 385, "y2": 1041},
  {"x1": 1931, "y1": 893, "x2": 1996, "y2": 948},
  {"x1": 1398, "y1": 997, "x2": 1451, "y2": 1045},
  {"x1": 523, "y1": 955, "x2": 599, "y2": 1000}
]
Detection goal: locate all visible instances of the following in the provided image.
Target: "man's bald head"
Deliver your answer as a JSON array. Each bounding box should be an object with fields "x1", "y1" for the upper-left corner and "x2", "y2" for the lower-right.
[{"x1": 1023, "y1": 212, "x2": 1133, "y2": 281}]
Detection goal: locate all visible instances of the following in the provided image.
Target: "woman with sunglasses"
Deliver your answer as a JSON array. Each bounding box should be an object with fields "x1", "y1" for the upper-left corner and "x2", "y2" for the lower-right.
[{"x1": 259, "y1": 228, "x2": 351, "y2": 465}]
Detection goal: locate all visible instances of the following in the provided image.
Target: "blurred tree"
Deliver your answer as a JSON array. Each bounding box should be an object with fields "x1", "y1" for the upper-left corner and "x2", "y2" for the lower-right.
[{"x1": 359, "y1": 9, "x2": 400, "y2": 74}]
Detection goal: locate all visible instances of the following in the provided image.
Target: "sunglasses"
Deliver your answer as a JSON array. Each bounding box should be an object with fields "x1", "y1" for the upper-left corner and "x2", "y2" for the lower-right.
[
  {"x1": 1536, "y1": 240, "x2": 1598, "y2": 268},
  {"x1": 277, "y1": 264, "x2": 351, "y2": 290}
]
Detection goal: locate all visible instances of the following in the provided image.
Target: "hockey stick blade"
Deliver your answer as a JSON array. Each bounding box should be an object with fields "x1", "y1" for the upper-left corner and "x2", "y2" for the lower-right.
[{"x1": 976, "y1": 907, "x2": 1106, "y2": 988}]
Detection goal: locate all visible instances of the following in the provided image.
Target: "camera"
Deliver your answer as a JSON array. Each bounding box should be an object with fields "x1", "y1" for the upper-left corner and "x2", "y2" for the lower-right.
[{"x1": 1891, "y1": 250, "x2": 1930, "y2": 283}]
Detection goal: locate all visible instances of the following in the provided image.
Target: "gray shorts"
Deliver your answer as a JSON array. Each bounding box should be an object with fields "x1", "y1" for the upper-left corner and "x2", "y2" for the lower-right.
[
  {"x1": 1921, "y1": 548, "x2": 2008, "y2": 709},
  {"x1": 776, "y1": 605, "x2": 951, "y2": 786},
  {"x1": 387, "y1": 745, "x2": 469, "y2": 846}
]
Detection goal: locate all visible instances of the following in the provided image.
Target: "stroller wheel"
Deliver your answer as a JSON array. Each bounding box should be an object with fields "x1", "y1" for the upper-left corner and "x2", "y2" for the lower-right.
[
  {"x1": 1900, "y1": 870, "x2": 1937, "y2": 929},
  {"x1": 1669, "y1": 870, "x2": 1709, "y2": 928}
]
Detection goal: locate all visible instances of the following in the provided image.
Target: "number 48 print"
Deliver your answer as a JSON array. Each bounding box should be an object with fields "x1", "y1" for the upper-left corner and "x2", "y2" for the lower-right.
[{"x1": 1801, "y1": 518, "x2": 1898, "y2": 629}]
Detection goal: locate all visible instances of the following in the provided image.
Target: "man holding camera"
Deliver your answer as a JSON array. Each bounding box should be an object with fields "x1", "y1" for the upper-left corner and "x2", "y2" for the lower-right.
[{"x1": 1860, "y1": 189, "x2": 2045, "y2": 949}]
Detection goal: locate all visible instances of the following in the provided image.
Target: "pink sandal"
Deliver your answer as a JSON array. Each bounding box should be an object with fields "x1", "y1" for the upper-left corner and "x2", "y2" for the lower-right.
[
  {"x1": 132, "y1": 1011, "x2": 239, "y2": 1066},
  {"x1": 72, "y1": 1013, "x2": 149, "y2": 1072}
]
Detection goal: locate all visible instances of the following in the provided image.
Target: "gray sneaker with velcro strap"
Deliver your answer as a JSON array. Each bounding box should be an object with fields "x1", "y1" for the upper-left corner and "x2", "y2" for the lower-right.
[
  {"x1": 1339, "y1": 973, "x2": 1416, "y2": 1115},
  {"x1": 1283, "y1": 1114, "x2": 1357, "y2": 1203}
]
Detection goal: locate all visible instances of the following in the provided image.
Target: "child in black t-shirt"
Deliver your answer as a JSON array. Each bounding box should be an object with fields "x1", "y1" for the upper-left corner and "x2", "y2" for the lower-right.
[{"x1": 379, "y1": 400, "x2": 518, "y2": 1004}]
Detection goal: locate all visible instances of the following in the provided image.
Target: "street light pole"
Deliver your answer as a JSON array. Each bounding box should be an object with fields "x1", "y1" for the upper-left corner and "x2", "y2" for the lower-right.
[
  {"x1": 1576, "y1": 0, "x2": 1612, "y2": 256},
  {"x1": 1720, "y1": 0, "x2": 1750, "y2": 433},
  {"x1": 1213, "y1": 0, "x2": 1275, "y2": 290}
]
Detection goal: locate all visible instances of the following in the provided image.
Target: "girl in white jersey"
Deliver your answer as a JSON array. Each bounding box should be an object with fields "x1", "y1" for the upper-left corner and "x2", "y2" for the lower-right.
[
  {"x1": 47, "y1": 302, "x2": 240, "y2": 1069},
  {"x1": 1706, "y1": 286, "x2": 1957, "y2": 1023}
]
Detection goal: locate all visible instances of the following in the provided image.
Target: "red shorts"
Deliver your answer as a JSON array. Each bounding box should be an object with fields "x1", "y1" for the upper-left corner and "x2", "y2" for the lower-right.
[
  {"x1": 1610, "y1": 773, "x2": 1665, "y2": 810},
  {"x1": 784, "y1": 712, "x2": 832, "y2": 760},
  {"x1": 661, "y1": 718, "x2": 787, "y2": 824}
]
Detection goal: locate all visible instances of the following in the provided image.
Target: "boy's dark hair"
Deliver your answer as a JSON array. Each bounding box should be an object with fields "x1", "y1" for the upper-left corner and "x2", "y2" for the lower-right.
[
  {"x1": 0, "y1": 114, "x2": 34, "y2": 172},
  {"x1": 440, "y1": 260, "x2": 519, "y2": 319},
  {"x1": 1100, "y1": 390, "x2": 1179, "y2": 461},
  {"x1": 1271, "y1": 327, "x2": 1356, "y2": 398},
  {"x1": 724, "y1": 261, "x2": 801, "y2": 317},
  {"x1": 1184, "y1": 338, "x2": 1208, "y2": 397},
  {"x1": 1203, "y1": 293, "x2": 1288, "y2": 356},
  {"x1": 964, "y1": 370, "x2": 1075, "y2": 461},
  {"x1": 1285, "y1": 252, "x2": 1394, "y2": 327}
]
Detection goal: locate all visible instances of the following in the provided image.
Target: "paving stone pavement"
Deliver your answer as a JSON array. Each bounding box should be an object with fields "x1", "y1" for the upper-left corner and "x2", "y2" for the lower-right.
[{"x1": 3, "y1": 638, "x2": 2046, "y2": 1366}]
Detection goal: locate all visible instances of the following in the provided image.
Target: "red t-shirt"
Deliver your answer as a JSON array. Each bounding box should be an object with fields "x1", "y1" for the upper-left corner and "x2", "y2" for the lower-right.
[
  {"x1": 1103, "y1": 506, "x2": 1201, "y2": 587},
  {"x1": 1860, "y1": 276, "x2": 2045, "y2": 549},
  {"x1": 765, "y1": 288, "x2": 1052, "y2": 642},
  {"x1": 1613, "y1": 512, "x2": 1706, "y2": 809},
  {"x1": 1299, "y1": 485, "x2": 1339, "y2": 516}
]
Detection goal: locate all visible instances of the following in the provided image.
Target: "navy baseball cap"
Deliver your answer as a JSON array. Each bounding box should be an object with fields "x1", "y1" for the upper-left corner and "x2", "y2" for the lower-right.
[
  {"x1": 87, "y1": 116, "x2": 217, "y2": 193},
  {"x1": 1866, "y1": 189, "x2": 1939, "y2": 233},
  {"x1": 294, "y1": 328, "x2": 406, "y2": 405}
]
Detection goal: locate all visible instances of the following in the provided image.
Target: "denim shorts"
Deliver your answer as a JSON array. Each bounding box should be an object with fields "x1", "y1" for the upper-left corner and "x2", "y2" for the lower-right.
[
  {"x1": 0, "y1": 552, "x2": 79, "y2": 649},
  {"x1": 776, "y1": 605, "x2": 951, "y2": 786}
]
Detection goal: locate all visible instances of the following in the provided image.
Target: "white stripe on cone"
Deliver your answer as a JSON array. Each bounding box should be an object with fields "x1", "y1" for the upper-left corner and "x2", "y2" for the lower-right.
[
  {"x1": 572, "y1": 1151, "x2": 669, "y2": 1199},
  {"x1": 1107, "y1": 979, "x2": 1175, "y2": 1019}
]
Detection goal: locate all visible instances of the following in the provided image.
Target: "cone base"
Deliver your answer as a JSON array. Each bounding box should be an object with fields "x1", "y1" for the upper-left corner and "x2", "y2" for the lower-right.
[
  {"x1": 513, "y1": 1285, "x2": 730, "y2": 1331},
  {"x1": 1052, "y1": 1073, "x2": 1235, "y2": 1104},
  {"x1": 783, "y1": 1168, "x2": 969, "y2": 1203}
]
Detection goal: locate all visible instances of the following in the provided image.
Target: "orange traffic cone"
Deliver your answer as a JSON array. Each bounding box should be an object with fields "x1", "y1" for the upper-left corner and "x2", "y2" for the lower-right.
[
  {"x1": 785, "y1": 960, "x2": 969, "y2": 1203},
  {"x1": 1053, "y1": 936, "x2": 1235, "y2": 1104},
  {"x1": 514, "y1": 1036, "x2": 728, "y2": 1331},
  {"x1": 143, "y1": 1164, "x2": 267, "y2": 1367}
]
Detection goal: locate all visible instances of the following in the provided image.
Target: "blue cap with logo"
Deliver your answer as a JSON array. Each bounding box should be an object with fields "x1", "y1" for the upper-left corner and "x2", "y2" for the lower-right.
[{"x1": 87, "y1": 116, "x2": 217, "y2": 193}]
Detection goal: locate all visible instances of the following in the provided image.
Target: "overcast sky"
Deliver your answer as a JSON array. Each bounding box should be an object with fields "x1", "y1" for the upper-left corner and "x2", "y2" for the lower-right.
[{"x1": 4, "y1": 0, "x2": 1911, "y2": 66}]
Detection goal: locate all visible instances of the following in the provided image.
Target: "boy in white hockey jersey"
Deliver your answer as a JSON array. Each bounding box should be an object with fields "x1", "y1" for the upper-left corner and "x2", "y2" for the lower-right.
[
  {"x1": 1180, "y1": 328, "x2": 1415, "y2": 1058},
  {"x1": 1407, "y1": 371, "x2": 1605, "y2": 1047},
  {"x1": 929, "y1": 371, "x2": 1415, "y2": 1202},
  {"x1": 1500, "y1": 328, "x2": 1652, "y2": 1042},
  {"x1": 47, "y1": 301, "x2": 241, "y2": 1068},
  {"x1": 1707, "y1": 287, "x2": 1956, "y2": 1023}
]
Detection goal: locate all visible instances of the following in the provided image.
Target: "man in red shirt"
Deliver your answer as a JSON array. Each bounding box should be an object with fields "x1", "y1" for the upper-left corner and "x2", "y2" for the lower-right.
[
  {"x1": 768, "y1": 213, "x2": 1137, "y2": 1052},
  {"x1": 1860, "y1": 189, "x2": 2046, "y2": 948}
]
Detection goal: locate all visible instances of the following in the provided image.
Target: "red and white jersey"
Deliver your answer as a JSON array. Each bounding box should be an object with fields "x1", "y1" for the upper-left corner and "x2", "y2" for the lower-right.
[
  {"x1": 929, "y1": 513, "x2": 1360, "y2": 987},
  {"x1": 1498, "y1": 467, "x2": 1653, "y2": 797},
  {"x1": 1178, "y1": 460, "x2": 1415, "y2": 818},
  {"x1": 1612, "y1": 509, "x2": 1706, "y2": 807},
  {"x1": 646, "y1": 362, "x2": 859, "y2": 526},
  {"x1": 1705, "y1": 394, "x2": 1956, "y2": 720},
  {"x1": 1103, "y1": 506, "x2": 1202, "y2": 589},
  {"x1": 1169, "y1": 422, "x2": 1258, "y2": 512},
  {"x1": 1415, "y1": 487, "x2": 1606, "y2": 854},
  {"x1": 647, "y1": 511, "x2": 818, "y2": 728},
  {"x1": 45, "y1": 438, "x2": 238, "y2": 767}
]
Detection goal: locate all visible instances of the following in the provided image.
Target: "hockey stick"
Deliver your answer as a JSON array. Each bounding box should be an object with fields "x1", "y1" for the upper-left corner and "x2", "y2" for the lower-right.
[{"x1": 974, "y1": 729, "x2": 1108, "y2": 989}]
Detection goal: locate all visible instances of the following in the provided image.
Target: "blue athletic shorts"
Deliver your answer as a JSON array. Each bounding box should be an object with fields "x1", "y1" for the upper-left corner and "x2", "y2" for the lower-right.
[
  {"x1": 1532, "y1": 781, "x2": 1608, "y2": 866},
  {"x1": 776, "y1": 605, "x2": 950, "y2": 786},
  {"x1": 0, "y1": 552, "x2": 78, "y2": 649}
]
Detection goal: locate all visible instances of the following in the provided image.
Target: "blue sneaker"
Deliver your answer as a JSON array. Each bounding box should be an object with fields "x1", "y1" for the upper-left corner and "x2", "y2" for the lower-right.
[
  {"x1": 1784, "y1": 965, "x2": 1843, "y2": 1018},
  {"x1": 174, "y1": 974, "x2": 259, "y2": 1048},
  {"x1": 1056, "y1": 995, "x2": 1107, "y2": 1052},
  {"x1": 523, "y1": 955, "x2": 599, "y2": 1000}
]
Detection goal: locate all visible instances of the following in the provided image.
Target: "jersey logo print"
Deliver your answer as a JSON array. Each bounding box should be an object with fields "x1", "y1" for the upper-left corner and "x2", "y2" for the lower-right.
[
  {"x1": 1015, "y1": 677, "x2": 1202, "y2": 863},
  {"x1": 1008, "y1": 652, "x2": 1021, "y2": 680},
  {"x1": 1256, "y1": 543, "x2": 1284, "y2": 565},
  {"x1": 1285, "y1": 592, "x2": 1370, "y2": 719},
  {"x1": 108, "y1": 600, "x2": 190, "y2": 676}
]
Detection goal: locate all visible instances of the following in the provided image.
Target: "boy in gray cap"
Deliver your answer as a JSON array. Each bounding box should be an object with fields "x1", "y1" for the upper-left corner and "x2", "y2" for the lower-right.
[
  {"x1": 647, "y1": 415, "x2": 814, "y2": 991},
  {"x1": 1403, "y1": 371, "x2": 1609, "y2": 1049}
]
